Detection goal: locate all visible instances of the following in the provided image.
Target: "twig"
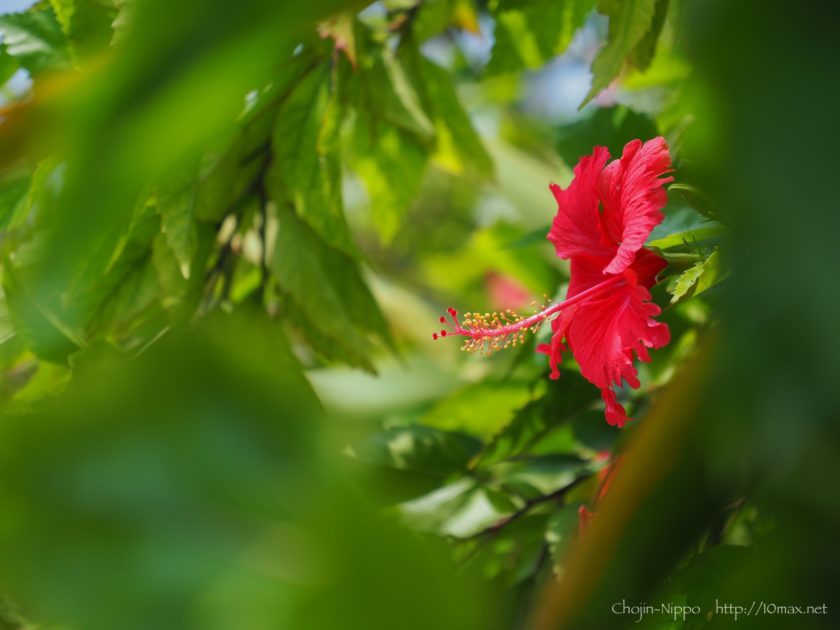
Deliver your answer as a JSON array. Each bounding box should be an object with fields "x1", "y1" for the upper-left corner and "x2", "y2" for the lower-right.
[{"x1": 463, "y1": 475, "x2": 590, "y2": 542}]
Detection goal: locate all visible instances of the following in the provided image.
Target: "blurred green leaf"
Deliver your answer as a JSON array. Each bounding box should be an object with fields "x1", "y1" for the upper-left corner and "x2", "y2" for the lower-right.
[
  {"x1": 49, "y1": 0, "x2": 116, "y2": 61},
  {"x1": 556, "y1": 105, "x2": 658, "y2": 162},
  {"x1": 158, "y1": 174, "x2": 200, "y2": 280},
  {"x1": 1, "y1": 313, "x2": 488, "y2": 630},
  {"x1": 0, "y1": 43, "x2": 21, "y2": 86},
  {"x1": 272, "y1": 206, "x2": 390, "y2": 371},
  {"x1": 351, "y1": 26, "x2": 434, "y2": 138},
  {"x1": 545, "y1": 504, "x2": 580, "y2": 570},
  {"x1": 412, "y1": 0, "x2": 480, "y2": 42},
  {"x1": 349, "y1": 112, "x2": 429, "y2": 242},
  {"x1": 422, "y1": 379, "x2": 536, "y2": 438},
  {"x1": 669, "y1": 183, "x2": 719, "y2": 221},
  {"x1": 0, "y1": 168, "x2": 30, "y2": 231},
  {"x1": 1, "y1": 259, "x2": 80, "y2": 362},
  {"x1": 581, "y1": 0, "x2": 659, "y2": 106},
  {"x1": 352, "y1": 424, "x2": 482, "y2": 477},
  {"x1": 474, "y1": 371, "x2": 596, "y2": 468},
  {"x1": 267, "y1": 62, "x2": 356, "y2": 256},
  {"x1": 627, "y1": 0, "x2": 668, "y2": 71},
  {"x1": 400, "y1": 39, "x2": 494, "y2": 178},
  {"x1": 0, "y1": 5, "x2": 70, "y2": 75},
  {"x1": 487, "y1": 0, "x2": 596, "y2": 75},
  {"x1": 398, "y1": 478, "x2": 518, "y2": 538},
  {"x1": 487, "y1": 454, "x2": 591, "y2": 499}
]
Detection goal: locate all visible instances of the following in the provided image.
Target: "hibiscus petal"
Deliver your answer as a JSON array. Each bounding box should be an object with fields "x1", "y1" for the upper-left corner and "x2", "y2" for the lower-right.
[
  {"x1": 547, "y1": 146, "x2": 614, "y2": 261},
  {"x1": 563, "y1": 257, "x2": 670, "y2": 424},
  {"x1": 598, "y1": 137, "x2": 673, "y2": 275},
  {"x1": 536, "y1": 307, "x2": 576, "y2": 380},
  {"x1": 601, "y1": 388, "x2": 629, "y2": 427}
]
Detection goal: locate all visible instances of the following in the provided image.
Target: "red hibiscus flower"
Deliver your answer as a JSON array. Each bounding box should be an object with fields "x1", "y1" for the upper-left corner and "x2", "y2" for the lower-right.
[{"x1": 434, "y1": 138, "x2": 673, "y2": 427}]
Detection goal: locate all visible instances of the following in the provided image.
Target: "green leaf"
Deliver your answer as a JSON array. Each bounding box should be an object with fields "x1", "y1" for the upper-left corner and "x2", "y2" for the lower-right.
[
  {"x1": 627, "y1": 0, "x2": 668, "y2": 71},
  {"x1": 397, "y1": 478, "x2": 517, "y2": 538},
  {"x1": 487, "y1": 0, "x2": 596, "y2": 74},
  {"x1": 545, "y1": 504, "x2": 580, "y2": 570},
  {"x1": 157, "y1": 177, "x2": 199, "y2": 280},
  {"x1": 317, "y1": 12, "x2": 357, "y2": 67},
  {"x1": 0, "y1": 5, "x2": 71, "y2": 75},
  {"x1": 350, "y1": 111, "x2": 429, "y2": 243},
  {"x1": 581, "y1": 0, "x2": 658, "y2": 107},
  {"x1": 351, "y1": 25, "x2": 435, "y2": 138},
  {"x1": 150, "y1": 232, "x2": 189, "y2": 307},
  {"x1": 400, "y1": 40, "x2": 494, "y2": 178},
  {"x1": 412, "y1": 0, "x2": 480, "y2": 42},
  {"x1": 486, "y1": 454, "x2": 591, "y2": 499},
  {"x1": 421, "y1": 380, "x2": 536, "y2": 438},
  {"x1": 2, "y1": 259, "x2": 80, "y2": 362},
  {"x1": 668, "y1": 182, "x2": 719, "y2": 221},
  {"x1": 267, "y1": 63, "x2": 356, "y2": 256},
  {"x1": 556, "y1": 105, "x2": 658, "y2": 164},
  {"x1": 77, "y1": 200, "x2": 166, "y2": 339},
  {"x1": 351, "y1": 425, "x2": 482, "y2": 477},
  {"x1": 271, "y1": 206, "x2": 390, "y2": 371},
  {"x1": 347, "y1": 31, "x2": 436, "y2": 242},
  {"x1": 0, "y1": 167, "x2": 31, "y2": 231},
  {"x1": 647, "y1": 225, "x2": 727, "y2": 252},
  {"x1": 0, "y1": 42, "x2": 21, "y2": 86},
  {"x1": 49, "y1": 0, "x2": 116, "y2": 61},
  {"x1": 473, "y1": 371, "x2": 597, "y2": 468},
  {"x1": 667, "y1": 248, "x2": 727, "y2": 305}
]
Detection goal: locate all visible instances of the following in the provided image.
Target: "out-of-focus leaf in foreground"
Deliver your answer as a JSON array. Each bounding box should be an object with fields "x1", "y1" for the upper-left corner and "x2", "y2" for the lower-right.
[{"x1": 0, "y1": 312, "x2": 495, "y2": 630}]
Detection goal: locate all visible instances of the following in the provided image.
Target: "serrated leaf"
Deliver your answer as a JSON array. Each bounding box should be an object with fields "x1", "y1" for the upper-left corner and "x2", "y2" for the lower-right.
[
  {"x1": 75, "y1": 200, "x2": 166, "y2": 339},
  {"x1": 488, "y1": 0, "x2": 595, "y2": 74},
  {"x1": 267, "y1": 63, "x2": 356, "y2": 256},
  {"x1": 317, "y1": 12, "x2": 356, "y2": 67},
  {"x1": 150, "y1": 232, "x2": 189, "y2": 308},
  {"x1": 669, "y1": 182, "x2": 719, "y2": 220},
  {"x1": 668, "y1": 248, "x2": 727, "y2": 305},
  {"x1": 0, "y1": 167, "x2": 31, "y2": 231},
  {"x1": 0, "y1": 6, "x2": 71, "y2": 75},
  {"x1": 473, "y1": 371, "x2": 596, "y2": 468},
  {"x1": 350, "y1": 25, "x2": 435, "y2": 139},
  {"x1": 556, "y1": 105, "x2": 658, "y2": 163},
  {"x1": 545, "y1": 504, "x2": 579, "y2": 570},
  {"x1": 421, "y1": 380, "x2": 535, "y2": 438},
  {"x1": 581, "y1": 0, "x2": 658, "y2": 107},
  {"x1": 397, "y1": 478, "x2": 517, "y2": 538},
  {"x1": 272, "y1": 206, "x2": 390, "y2": 371},
  {"x1": 49, "y1": 0, "x2": 116, "y2": 61},
  {"x1": 350, "y1": 111, "x2": 429, "y2": 243},
  {"x1": 351, "y1": 425, "x2": 482, "y2": 477},
  {"x1": 2, "y1": 259, "x2": 80, "y2": 362},
  {"x1": 627, "y1": 0, "x2": 668, "y2": 71},
  {"x1": 157, "y1": 178, "x2": 198, "y2": 279},
  {"x1": 0, "y1": 42, "x2": 21, "y2": 86},
  {"x1": 487, "y1": 454, "x2": 591, "y2": 499},
  {"x1": 400, "y1": 40, "x2": 493, "y2": 177},
  {"x1": 413, "y1": 0, "x2": 480, "y2": 42},
  {"x1": 647, "y1": 225, "x2": 727, "y2": 252}
]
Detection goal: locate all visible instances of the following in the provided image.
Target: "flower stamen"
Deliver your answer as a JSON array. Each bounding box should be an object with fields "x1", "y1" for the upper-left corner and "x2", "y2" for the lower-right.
[{"x1": 433, "y1": 275, "x2": 626, "y2": 355}]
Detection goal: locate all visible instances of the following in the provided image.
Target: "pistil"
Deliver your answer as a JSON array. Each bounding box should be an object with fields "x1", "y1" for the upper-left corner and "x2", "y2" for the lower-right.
[{"x1": 433, "y1": 274, "x2": 625, "y2": 354}]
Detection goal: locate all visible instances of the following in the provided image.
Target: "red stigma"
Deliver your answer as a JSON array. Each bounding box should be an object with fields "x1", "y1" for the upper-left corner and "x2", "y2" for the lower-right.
[{"x1": 432, "y1": 333, "x2": 439, "y2": 340}]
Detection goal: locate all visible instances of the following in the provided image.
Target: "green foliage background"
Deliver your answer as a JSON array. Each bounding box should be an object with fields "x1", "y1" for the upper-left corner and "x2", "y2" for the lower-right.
[{"x1": 0, "y1": 1, "x2": 838, "y2": 629}]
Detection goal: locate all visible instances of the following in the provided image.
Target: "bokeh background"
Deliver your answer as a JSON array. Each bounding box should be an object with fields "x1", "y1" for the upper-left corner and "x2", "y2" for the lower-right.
[{"x1": 0, "y1": 1, "x2": 838, "y2": 628}]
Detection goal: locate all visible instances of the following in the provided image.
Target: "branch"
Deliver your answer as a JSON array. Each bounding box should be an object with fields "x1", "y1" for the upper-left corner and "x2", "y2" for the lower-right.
[{"x1": 462, "y1": 475, "x2": 590, "y2": 542}]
